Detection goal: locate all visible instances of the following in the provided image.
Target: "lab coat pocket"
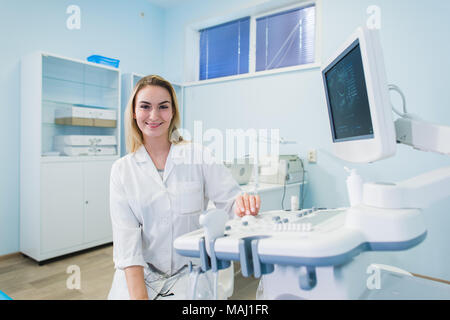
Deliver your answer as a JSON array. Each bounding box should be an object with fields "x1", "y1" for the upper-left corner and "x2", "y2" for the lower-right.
[{"x1": 176, "y1": 181, "x2": 203, "y2": 215}]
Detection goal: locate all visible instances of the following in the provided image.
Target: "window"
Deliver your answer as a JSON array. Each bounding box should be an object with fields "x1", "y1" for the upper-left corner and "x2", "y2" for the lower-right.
[
  {"x1": 256, "y1": 5, "x2": 316, "y2": 71},
  {"x1": 199, "y1": 17, "x2": 250, "y2": 80},
  {"x1": 197, "y1": 3, "x2": 317, "y2": 81}
]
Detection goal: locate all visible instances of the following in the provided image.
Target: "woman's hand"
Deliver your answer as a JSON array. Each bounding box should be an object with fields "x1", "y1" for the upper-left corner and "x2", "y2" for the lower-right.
[{"x1": 234, "y1": 193, "x2": 261, "y2": 217}]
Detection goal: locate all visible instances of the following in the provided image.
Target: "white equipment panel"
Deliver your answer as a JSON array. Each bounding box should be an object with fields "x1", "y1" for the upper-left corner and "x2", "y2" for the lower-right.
[{"x1": 174, "y1": 206, "x2": 427, "y2": 299}]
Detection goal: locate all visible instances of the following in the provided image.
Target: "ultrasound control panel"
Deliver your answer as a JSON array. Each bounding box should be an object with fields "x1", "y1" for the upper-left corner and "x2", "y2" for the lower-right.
[{"x1": 225, "y1": 208, "x2": 345, "y2": 234}]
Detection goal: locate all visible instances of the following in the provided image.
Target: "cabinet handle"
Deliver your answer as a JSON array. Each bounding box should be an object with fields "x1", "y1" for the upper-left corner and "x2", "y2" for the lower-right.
[{"x1": 85, "y1": 200, "x2": 89, "y2": 204}]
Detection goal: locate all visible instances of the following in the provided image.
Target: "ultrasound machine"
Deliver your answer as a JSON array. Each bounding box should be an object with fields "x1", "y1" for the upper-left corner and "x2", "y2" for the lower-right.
[{"x1": 174, "y1": 25, "x2": 450, "y2": 300}]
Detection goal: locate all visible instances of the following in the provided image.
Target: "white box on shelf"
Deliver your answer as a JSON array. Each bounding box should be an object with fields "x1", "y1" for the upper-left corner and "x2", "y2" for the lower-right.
[
  {"x1": 55, "y1": 106, "x2": 117, "y2": 120},
  {"x1": 55, "y1": 106, "x2": 89, "y2": 119},
  {"x1": 87, "y1": 108, "x2": 116, "y2": 120},
  {"x1": 54, "y1": 135, "x2": 117, "y2": 146},
  {"x1": 56, "y1": 146, "x2": 117, "y2": 156}
]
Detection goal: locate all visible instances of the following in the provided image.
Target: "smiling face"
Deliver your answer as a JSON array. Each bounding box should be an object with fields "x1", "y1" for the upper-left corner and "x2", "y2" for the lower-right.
[{"x1": 134, "y1": 85, "x2": 174, "y2": 142}]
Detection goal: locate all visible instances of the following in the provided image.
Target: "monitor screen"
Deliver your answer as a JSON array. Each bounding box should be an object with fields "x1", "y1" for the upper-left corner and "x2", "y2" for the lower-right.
[{"x1": 324, "y1": 40, "x2": 374, "y2": 142}]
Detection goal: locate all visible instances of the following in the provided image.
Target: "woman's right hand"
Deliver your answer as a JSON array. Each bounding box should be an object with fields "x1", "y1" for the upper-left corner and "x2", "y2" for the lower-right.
[{"x1": 234, "y1": 193, "x2": 261, "y2": 217}]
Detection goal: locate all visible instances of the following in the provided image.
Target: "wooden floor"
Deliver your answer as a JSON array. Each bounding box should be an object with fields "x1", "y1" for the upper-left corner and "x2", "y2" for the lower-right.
[{"x1": 0, "y1": 244, "x2": 259, "y2": 300}]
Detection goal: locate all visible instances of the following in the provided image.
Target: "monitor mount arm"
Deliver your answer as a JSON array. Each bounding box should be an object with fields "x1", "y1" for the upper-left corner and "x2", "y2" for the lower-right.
[{"x1": 361, "y1": 98, "x2": 450, "y2": 210}]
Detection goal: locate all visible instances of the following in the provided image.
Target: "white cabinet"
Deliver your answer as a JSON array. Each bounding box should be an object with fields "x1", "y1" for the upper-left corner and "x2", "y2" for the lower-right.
[
  {"x1": 39, "y1": 161, "x2": 114, "y2": 255},
  {"x1": 84, "y1": 161, "x2": 114, "y2": 243},
  {"x1": 20, "y1": 52, "x2": 120, "y2": 262},
  {"x1": 41, "y1": 162, "x2": 84, "y2": 253}
]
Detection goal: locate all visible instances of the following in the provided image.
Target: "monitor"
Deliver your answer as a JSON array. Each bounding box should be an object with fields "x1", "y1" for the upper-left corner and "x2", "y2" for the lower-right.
[{"x1": 322, "y1": 26, "x2": 396, "y2": 163}]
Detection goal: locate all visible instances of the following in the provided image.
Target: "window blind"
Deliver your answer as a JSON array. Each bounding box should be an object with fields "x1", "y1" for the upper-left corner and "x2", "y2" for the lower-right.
[
  {"x1": 199, "y1": 17, "x2": 250, "y2": 80},
  {"x1": 256, "y1": 5, "x2": 316, "y2": 71}
]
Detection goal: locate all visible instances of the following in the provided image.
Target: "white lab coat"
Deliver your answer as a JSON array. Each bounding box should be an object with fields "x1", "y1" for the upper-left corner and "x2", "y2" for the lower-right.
[{"x1": 107, "y1": 142, "x2": 241, "y2": 299}]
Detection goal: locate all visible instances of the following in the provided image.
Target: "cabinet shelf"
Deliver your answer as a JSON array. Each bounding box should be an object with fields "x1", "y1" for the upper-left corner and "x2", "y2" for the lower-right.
[
  {"x1": 53, "y1": 118, "x2": 117, "y2": 128},
  {"x1": 42, "y1": 122, "x2": 118, "y2": 130},
  {"x1": 40, "y1": 155, "x2": 120, "y2": 162},
  {"x1": 43, "y1": 75, "x2": 118, "y2": 90},
  {"x1": 43, "y1": 99, "x2": 117, "y2": 110}
]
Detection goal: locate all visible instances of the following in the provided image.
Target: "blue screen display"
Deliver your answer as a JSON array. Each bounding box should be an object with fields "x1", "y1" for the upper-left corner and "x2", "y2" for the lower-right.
[{"x1": 324, "y1": 42, "x2": 374, "y2": 141}]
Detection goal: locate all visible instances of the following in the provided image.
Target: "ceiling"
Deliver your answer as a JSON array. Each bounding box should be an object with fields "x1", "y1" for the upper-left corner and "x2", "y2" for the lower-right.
[{"x1": 146, "y1": 0, "x2": 190, "y2": 9}]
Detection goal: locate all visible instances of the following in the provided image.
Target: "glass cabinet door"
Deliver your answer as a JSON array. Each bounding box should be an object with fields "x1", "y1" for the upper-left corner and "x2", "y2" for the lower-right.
[{"x1": 41, "y1": 55, "x2": 120, "y2": 157}]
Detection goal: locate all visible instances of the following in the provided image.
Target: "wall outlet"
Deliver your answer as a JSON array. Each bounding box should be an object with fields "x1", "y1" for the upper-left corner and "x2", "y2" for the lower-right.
[{"x1": 308, "y1": 149, "x2": 317, "y2": 163}]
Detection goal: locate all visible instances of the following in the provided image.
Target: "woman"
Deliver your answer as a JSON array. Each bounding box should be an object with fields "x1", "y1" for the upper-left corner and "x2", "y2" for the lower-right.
[{"x1": 108, "y1": 75, "x2": 260, "y2": 300}]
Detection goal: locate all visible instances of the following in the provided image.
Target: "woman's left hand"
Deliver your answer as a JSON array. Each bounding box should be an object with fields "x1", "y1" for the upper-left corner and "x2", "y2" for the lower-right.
[{"x1": 234, "y1": 193, "x2": 261, "y2": 217}]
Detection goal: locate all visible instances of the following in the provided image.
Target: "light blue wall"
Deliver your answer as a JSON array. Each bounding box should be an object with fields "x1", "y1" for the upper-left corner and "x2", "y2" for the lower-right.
[
  {"x1": 162, "y1": 0, "x2": 450, "y2": 280},
  {"x1": 0, "y1": 0, "x2": 166, "y2": 256}
]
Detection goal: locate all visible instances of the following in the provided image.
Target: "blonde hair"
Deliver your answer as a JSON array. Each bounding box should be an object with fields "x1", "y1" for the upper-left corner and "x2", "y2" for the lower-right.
[{"x1": 124, "y1": 75, "x2": 185, "y2": 153}]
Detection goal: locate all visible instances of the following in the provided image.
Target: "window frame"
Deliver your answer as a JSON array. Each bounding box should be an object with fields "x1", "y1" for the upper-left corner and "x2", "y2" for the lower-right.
[{"x1": 184, "y1": 0, "x2": 322, "y2": 86}]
